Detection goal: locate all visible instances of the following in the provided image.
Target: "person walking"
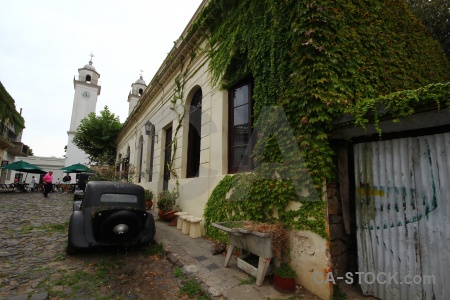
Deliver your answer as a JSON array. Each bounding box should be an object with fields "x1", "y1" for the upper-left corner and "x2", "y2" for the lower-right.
[
  {"x1": 31, "y1": 176, "x2": 38, "y2": 192},
  {"x1": 55, "y1": 178, "x2": 61, "y2": 192},
  {"x1": 42, "y1": 171, "x2": 53, "y2": 198},
  {"x1": 62, "y1": 174, "x2": 71, "y2": 193}
]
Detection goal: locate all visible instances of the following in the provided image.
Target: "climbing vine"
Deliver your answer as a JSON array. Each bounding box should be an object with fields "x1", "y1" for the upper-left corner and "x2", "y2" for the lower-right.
[
  {"x1": 165, "y1": 43, "x2": 202, "y2": 188},
  {"x1": 187, "y1": 0, "x2": 450, "y2": 238},
  {"x1": 346, "y1": 82, "x2": 450, "y2": 135},
  {"x1": 0, "y1": 82, "x2": 25, "y2": 130}
]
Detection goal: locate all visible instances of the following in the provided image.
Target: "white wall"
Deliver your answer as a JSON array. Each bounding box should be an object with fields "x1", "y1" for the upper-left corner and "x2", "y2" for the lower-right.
[
  {"x1": 116, "y1": 23, "x2": 331, "y2": 300},
  {"x1": 7, "y1": 156, "x2": 65, "y2": 184}
]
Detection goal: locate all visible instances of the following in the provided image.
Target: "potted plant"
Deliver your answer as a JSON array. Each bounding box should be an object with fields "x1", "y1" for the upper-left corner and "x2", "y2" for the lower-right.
[
  {"x1": 145, "y1": 189, "x2": 154, "y2": 210},
  {"x1": 273, "y1": 262, "x2": 297, "y2": 293},
  {"x1": 156, "y1": 188, "x2": 179, "y2": 221}
]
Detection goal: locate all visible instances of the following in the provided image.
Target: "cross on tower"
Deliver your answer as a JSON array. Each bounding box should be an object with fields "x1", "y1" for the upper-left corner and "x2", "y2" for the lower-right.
[
  {"x1": 89, "y1": 52, "x2": 95, "y2": 64},
  {"x1": 139, "y1": 69, "x2": 144, "y2": 79}
]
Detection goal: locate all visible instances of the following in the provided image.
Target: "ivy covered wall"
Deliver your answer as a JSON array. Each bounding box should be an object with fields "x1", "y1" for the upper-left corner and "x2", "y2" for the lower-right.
[
  {"x1": 0, "y1": 81, "x2": 24, "y2": 130},
  {"x1": 192, "y1": 0, "x2": 450, "y2": 239}
]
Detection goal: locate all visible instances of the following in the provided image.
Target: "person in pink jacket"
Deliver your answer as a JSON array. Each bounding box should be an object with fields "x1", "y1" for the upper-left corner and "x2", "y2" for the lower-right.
[{"x1": 42, "y1": 171, "x2": 53, "y2": 198}]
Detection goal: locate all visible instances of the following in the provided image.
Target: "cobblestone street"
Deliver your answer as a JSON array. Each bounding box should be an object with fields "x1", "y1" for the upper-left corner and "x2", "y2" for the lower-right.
[
  {"x1": 0, "y1": 191, "x2": 73, "y2": 298},
  {"x1": 0, "y1": 191, "x2": 182, "y2": 300}
]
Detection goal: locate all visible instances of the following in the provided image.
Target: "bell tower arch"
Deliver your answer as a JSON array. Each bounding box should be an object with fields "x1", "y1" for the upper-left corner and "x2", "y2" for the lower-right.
[{"x1": 65, "y1": 53, "x2": 101, "y2": 168}]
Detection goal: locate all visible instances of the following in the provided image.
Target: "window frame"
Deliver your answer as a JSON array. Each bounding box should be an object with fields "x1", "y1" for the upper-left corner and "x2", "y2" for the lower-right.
[
  {"x1": 186, "y1": 89, "x2": 202, "y2": 178},
  {"x1": 228, "y1": 79, "x2": 254, "y2": 174}
]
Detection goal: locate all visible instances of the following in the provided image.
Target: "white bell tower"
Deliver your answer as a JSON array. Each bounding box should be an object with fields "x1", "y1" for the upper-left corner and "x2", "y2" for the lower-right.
[
  {"x1": 128, "y1": 70, "x2": 147, "y2": 115},
  {"x1": 65, "y1": 53, "x2": 101, "y2": 167}
]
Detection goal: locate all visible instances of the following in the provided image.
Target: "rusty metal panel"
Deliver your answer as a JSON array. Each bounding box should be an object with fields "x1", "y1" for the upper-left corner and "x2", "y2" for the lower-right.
[{"x1": 354, "y1": 132, "x2": 450, "y2": 300}]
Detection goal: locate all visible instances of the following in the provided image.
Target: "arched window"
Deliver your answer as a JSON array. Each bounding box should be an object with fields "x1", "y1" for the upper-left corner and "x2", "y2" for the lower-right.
[
  {"x1": 116, "y1": 154, "x2": 122, "y2": 173},
  {"x1": 186, "y1": 89, "x2": 202, "y2": 178},
  {"x1": 138, "y1": 88, "x2": 143, "y2": 96},
  {"x1": 123, "y1": 146, "x2": 130, "y2": 180},
  {"x1": 85, "y1": 75, "x2": 91, "y2": 83}
]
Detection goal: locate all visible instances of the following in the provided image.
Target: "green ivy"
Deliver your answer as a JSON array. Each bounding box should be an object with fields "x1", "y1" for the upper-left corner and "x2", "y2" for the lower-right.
[
  {"x1": 192, "y1": 0, "x2": 450, "y2": 238},
  {"x1": 204, "y1": 174, "x2": 327, "y2": 241},
  {"x1": 0, "y1": 82, "x2": 25, "y2": 130},
  {"x1": 346, "y1": 82, "x2": 450, "y2": 135}
]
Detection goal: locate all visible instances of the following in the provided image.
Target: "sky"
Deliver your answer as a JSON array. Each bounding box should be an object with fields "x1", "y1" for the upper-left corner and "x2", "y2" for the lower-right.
[{"x1": 0, "y1": 0, "x2": 203, "y2": 158}]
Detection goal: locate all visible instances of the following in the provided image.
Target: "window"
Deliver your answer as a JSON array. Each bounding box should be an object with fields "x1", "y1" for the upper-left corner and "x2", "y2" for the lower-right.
[
  {"x1": 186, "y1": 89, "x2": 202, "y2": 178},
  {"x1": 100, "y1": 194, "x2": 137, "y2": 204},
  {"x1": 163, "y1": 127, "x2": 172, "y2": 191},
  {"x1": 138, "y1": 136, "x2": 144, "y2": 183},
  {"x1": 148, "y1": 132, "x2": 155, "y2": 182},
  {"x1": 85, "y1": 75, "x2": 91, "y2": 83},
  {"x1": 138, "y1": 88, "x2": 143, "y2": 96},
  {"x1": 228, "y1": 80, "x2": 254, "y2": 173}
]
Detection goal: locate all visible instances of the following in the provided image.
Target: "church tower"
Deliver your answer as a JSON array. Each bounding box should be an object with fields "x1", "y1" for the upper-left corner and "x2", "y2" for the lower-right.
[
  {"x1": 127, "y1": 72, "x2": 147, "y2": 115},
  {"x1": 65, "y1": 54, "x2": 101, "y2": 168}
]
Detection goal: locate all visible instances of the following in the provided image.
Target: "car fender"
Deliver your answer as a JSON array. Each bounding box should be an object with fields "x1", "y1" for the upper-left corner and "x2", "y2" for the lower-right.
[
  {"x1": 68, "y1": 211, "x2": 89, "y2": 248},
  {"x1": 141, "y1": 213, "x2": 156, "y2": 244},
  {"x1": 73, "y1": 201, "x2": 82, "y2": 211}
]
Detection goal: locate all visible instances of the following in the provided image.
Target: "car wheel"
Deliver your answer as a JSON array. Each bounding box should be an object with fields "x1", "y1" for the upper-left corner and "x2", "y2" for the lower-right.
[
  {"x1": 99, "y1": 210, "x2": 142, "y2": 242},
  {"x1": 66, "y1": 241, "x2": 77, "y2": 255}
]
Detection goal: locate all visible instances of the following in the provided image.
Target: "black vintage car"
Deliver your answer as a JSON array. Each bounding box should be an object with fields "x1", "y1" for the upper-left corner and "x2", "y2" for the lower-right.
[{"x1": 66, "y1": 181, "x2": 156, "y2": 254}]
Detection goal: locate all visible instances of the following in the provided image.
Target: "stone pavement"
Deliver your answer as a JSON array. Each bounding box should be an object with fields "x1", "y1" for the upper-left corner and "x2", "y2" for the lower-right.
[
  {"x1": 0, "y1": 191, "x2": 75, "y2": 300},
  {"x1": 0, "y1": 190, "x2": 311, "y2": 300},
  {"x1": 153, "y1": 215, "x2": 301, "y2": 300}
]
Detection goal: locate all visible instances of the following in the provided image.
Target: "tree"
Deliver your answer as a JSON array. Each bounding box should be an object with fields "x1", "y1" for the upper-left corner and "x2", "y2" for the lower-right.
[
  {"x1": 73, "y1": 106, "x2": 122, "y2": 165},
  {"x1": 406, "y1": 0, "x2": 450, "y2": 58}
]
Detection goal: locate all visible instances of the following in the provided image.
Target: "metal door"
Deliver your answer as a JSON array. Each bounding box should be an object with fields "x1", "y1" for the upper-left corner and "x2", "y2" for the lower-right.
[{"x1": 354, "y1": 132, "x2": 449, "y2": 300}]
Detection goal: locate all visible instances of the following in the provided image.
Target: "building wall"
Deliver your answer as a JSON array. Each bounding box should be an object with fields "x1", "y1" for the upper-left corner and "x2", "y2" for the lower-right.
[
  {"x1": 116, "y1": 35, "x2": 331, "y2": 299},
  {"x1": 117, "y1": 46, "x2": 227, "y2": 220},
  {"x1": 0, "y1": 151, "x2": 15, "y2": 183},
  {"x1": 7, "y1": 156, "x2": 65, "y2": 184}
]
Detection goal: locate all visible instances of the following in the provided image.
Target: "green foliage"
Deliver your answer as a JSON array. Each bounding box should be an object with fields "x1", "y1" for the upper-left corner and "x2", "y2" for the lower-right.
[
  {"x1": 156, "y1": 188, "x2": 179, "y2": 213},
  {"x1": 406, "y1": 0, "x2": 450, "y2": 59},
  {"x1": 144, "y1": 189, "x2": 154, "y2": 200},
  {"x1": 203, "y1": 175, "x2": 327, "y2": 240},
  {"x1": 346, "y1": 82, "x2": 450, "y2": 134},
  {"x1": 239, "y1": 277, "x2": 255, "y2": 285},
  {"x1": 332, "y1": 284, "x2": 348, "y2": 300},
  {"x1": 195, "y1": 0, "x2": 450, "y2": 239},
  {"x1": 173, "y1": 267, "x2": 187, "y2": 279},
  {"x1": 179, "y1": 278, "x2": 206, "y2": 299},
  {"x1": 142, "y1": 242, "x2": 165, "y2": 257},
  {"x1": 0, "y1": 82, "x2": 24, "y2": 130},
  {"x1": 73, "y1": 106, "x2": 122, "y2": 165},
  {"x1": 273, "y1": 263, "x2": 297, "y2": 279}
]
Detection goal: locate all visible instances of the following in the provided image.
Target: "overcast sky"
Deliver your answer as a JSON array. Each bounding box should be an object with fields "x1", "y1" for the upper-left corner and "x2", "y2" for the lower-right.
[{"x1": 0, "y1": 0, "x2": 203, "y2": 158}]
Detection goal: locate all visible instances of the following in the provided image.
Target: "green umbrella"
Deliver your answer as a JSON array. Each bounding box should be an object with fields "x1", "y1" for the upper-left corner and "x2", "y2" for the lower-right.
[
  {"x1": 60, "y1": 163, "x2": 95, "y2": 173},
  {"x1": 0, "y1": 160, "x2": 47, "y2": 174}
]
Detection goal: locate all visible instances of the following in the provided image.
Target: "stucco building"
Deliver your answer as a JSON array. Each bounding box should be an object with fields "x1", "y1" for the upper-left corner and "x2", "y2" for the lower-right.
[{"x1": 115, "y1": 1, "x2": 450, "y2": 299}]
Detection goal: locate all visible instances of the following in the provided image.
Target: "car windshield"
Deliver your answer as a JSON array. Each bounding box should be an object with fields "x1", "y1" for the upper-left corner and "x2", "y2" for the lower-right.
[{"x1": 100, "y1": 193, "x2": 138, "y2": 203}]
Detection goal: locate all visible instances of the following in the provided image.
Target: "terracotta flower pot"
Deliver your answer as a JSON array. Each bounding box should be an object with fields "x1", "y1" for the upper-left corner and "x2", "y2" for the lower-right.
[
  {"x1": 158, "y1": 209, "x2": 165, "y2": 219},
  {"x1": 146, "y1": 199, "x2": 153, "y2": 210},
  {"x1": 163, "y1": 210, "x2": 178, "y2": 221},
  {"x1": 273, "y1": 274, "x2": 296, "y2": 293}
]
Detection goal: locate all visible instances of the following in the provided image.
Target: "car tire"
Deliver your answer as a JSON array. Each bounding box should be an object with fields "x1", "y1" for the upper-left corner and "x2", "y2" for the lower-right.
[
  {"x1": 99, "y1": 210, "x2": 142, "y2": 242},
  {"x1": 66, "y1": 241, "x2": 77, "y2": 255}
]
